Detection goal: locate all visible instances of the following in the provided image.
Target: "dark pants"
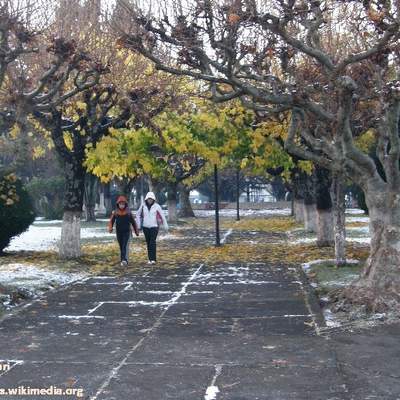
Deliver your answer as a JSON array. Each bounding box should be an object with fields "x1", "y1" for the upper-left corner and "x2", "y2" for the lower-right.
[
  {"x1": 116, "y1": 230, "x2": 131, "y2": 262},
  {"x1": 143, "y1": 227, "x2": 159, "y2": 261}
]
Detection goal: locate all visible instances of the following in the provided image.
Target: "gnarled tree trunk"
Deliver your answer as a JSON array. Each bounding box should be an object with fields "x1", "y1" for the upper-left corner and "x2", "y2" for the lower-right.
[
  {"x1": 178, "y1": 185, "x2": 195, "y2": 218},
  {"x1": 315, "y1": 167, "x2": 334, "y2": 247},
  {"x1": 345, "y1": 180, "x2": 400, "y2": 312},
  {"x1": 59, "y1": 160, "x2": 85, "y2": 259},
  {"x1": 332, "y1": 174, "x2": 346, "y2": 266}
]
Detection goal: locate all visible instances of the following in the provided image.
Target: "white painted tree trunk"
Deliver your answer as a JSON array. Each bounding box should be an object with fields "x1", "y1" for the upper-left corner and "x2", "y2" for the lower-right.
[
  {"x1": 304, "y1": 203, "x2": 317, "y2": 232},
  {"x1": 98, "y1": 192, "x2": 106, "y2": 216},
  {"x1": 332, "y1": 175, "x2": 346, "y2": 266},
  {"x1": 59, "y1": 211, "x2": 81, "y2": 259},
  {"x1": 293, "y1": 199, "x2": 305, "y2": 223},
  {"x1": 316, "y1": 208, "x2": 334, "y2": 247}
]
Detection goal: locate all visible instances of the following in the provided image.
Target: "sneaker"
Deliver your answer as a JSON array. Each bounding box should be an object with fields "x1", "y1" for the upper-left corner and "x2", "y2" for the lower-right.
[
  {"x1": 150, "y1": 260, "x2": 156, "y2": 264},
  {"x1": 121, "y1": 260, "x2": 128, "y2": 267},
  {"x1": 147, "y1": 261, "x2": 152, "y2": 265}
]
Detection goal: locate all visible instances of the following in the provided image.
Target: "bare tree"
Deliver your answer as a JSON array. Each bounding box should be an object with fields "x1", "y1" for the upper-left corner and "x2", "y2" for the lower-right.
[{"x1": 115, "y1": 0, "x2": 400, "y2": 312}]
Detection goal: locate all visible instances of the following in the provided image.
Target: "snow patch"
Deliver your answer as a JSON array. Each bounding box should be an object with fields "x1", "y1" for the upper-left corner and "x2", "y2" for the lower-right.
[
  {"x1": 323, "y1": 309, "x2": 342, "y2": 328},
  {"x1": 302, "y1": 259, "x2": 360, "y2": 271},
  {"x1": 348, "y1": 237, "x2": 371, "y2": 244},
  {"x1": 205, "y1": 386, "x2": 220, "y2": 400},
  {"x1": 347, "y1": 216, "x2": 370, "y2": 223},
  {"x1": 221, "y1": 228, "x2": 233, "y2": 244},
  {"x1": 6, "y1": 222, "x2": 115, "y2": 252},
  {"x1": 0, "y1": 264, "x2": 88, "y2": 290},
  {"x1": 346, "y1": 208, "x2": 365, "y2": 215}
]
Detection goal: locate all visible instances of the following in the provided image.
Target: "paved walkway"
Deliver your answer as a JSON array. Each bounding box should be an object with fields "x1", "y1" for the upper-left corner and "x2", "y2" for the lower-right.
[{"x1": 0, "y1": 259, "x2": 352, "y2": 400}]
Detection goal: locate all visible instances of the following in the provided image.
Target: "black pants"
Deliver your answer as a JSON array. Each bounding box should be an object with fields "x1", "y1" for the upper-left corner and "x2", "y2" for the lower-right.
[
  {"x1": 143, "y1": 227, "x2": 159, "y2": 261},
  {"x1": 116, "y1": 230, "x2": 131, "y2": 262}
]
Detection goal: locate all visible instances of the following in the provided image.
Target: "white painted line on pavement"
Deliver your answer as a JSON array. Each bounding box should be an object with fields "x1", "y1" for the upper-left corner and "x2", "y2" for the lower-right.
[
  {"x1": 89, "y1": 264, "x2": 204, "y2": 400},
  {"x1": 204, "y1": 364, "x2": 222, "y2": 400}
]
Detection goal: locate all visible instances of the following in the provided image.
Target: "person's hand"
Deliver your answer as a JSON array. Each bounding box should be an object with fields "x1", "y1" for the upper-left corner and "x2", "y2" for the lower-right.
[{"x1": 108, "y1": 228, "x2": 113, "y2": 233}]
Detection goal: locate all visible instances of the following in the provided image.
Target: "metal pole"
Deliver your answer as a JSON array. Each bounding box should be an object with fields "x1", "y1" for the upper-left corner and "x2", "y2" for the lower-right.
[
  {"x1": 214, "y1": 164, "x2": 221, "y2": 247},
  {"x1": 236, "y1": 167, "x2": 240, "y2": 221}
]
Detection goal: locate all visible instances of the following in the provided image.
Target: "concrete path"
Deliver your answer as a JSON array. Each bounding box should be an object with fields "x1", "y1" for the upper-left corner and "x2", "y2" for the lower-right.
[{"x1": 0, "y1": 259, "x2": 352, "y2": 400}]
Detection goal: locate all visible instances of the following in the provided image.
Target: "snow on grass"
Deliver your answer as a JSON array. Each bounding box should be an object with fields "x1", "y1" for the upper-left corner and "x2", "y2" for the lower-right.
[
  {"x1": 302, "y1": 258, "x2": 360, "y2": 271},
  {"x1": 289, "y1": 237, "x2": 317, "y2": 245},
  {"x1": 346, "y1": 208, "x2": 365, "y2": 215},
  {"x1": 6, "y1": 220, "x2": 114, "y2": 252},
  {"x1": 6, "y1": 225, "x2": 60, "y2": 251},
  {"x1": 195, "y1": 208, "x2": 292, "y2": 218},
  {"x1": 0, "y1": 263, "x2": 88, "y2": 290},
  {"x1": 346, "y1": 216, "x2": 370, "y2": 223},
  {"x1": 347, "y1": 226, "x2": 369, "y2": 233},
  {"x1": 347, "y1": 237, "x2": 371, "y2": 244}
]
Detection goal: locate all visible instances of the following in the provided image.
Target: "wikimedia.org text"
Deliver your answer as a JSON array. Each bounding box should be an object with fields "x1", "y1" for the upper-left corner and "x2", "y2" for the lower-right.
[{"x1": 0, "y1": 385, "x2": 84, "y2": 398}]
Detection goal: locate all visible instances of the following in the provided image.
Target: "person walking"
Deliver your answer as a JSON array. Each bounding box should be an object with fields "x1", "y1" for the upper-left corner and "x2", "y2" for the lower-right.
[
  {"x1": 108, "y1": 195, "x2": 139, "y2": 267},
  {"x1": 136, "y1": 192, "x2": 168, "y2": 264}
]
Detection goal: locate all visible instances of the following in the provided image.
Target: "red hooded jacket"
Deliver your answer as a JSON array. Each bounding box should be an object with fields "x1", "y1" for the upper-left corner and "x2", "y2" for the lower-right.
[{"x1": 108, "y1": 196, "x2": 139, "y2": 235}]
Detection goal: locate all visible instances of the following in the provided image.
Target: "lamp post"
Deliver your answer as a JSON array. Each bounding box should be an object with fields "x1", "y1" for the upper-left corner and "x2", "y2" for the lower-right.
[
  {"x1": 214, "y1": 164, "x2": 220, "y2": 247},
  {"x1": 236, "y1": 167, "x2": 240, "y2": 221}
]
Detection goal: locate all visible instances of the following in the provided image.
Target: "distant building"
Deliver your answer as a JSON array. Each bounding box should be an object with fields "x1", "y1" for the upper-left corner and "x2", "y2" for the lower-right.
[
  {"x1": 189, "y1": 190, "x2": 209, "y2": 204},
  {"x1": 240, "y1": 184, "x2": 276, "y2": 202}
]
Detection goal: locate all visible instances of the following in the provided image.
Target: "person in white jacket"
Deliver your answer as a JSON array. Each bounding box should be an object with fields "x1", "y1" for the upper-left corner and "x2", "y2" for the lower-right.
[{"x1": 136, "y1": 192, "x2": 168, "y2": 264}]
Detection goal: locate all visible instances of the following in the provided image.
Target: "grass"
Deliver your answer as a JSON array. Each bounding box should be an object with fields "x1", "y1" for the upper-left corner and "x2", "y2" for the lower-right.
[{"x1": 305, "y1": 260, "x2": 364, "y2": 296}]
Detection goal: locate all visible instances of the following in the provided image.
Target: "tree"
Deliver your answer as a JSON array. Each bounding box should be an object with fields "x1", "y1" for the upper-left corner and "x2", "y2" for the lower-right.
[
  {"x1": 32, "y1": 84, "x2": 129, "y2": 258},
  {"x1": 118, "y1": 0, "x2": 400, "y2": 312}
]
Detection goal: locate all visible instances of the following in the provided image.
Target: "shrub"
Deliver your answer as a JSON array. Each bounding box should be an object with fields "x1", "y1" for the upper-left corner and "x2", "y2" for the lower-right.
[{"x1": 0, "y1": 173, "x2": 36, "y2": 253}]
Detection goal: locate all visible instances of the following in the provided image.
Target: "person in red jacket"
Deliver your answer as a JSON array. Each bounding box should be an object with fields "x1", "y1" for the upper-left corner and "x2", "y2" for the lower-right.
[{"x1": 108, "y1": 195, "x2": 139, "y2": 267}]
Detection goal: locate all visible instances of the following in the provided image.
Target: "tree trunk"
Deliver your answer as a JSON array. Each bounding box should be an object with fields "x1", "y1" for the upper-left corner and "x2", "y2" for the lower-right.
[
  {"x1": 84, "y1": 173, "x2": 98, "y2": 222},
  {"x1": 343, "y1": 184, "x2": 400, "y2": 312},
  {"x1": 118, "y1": 177, "x2": 135, "y2": 200},
  {"x1": 97, "y1": 187, "x2": 106, "y2": 217},
  {"x1": 236, "y1": 167, "x2": 240, "y2": 221},
  {"x1": 316, "y1": 208, "x2": 334, "y2": 246},
  {"x1": 167, "y1": 182, "x2": 178, "y2": 223},
  {"x1": 104, "y1": 182, "x2": 112, "y2": 216},
  {"x1": 304, "y1": 203, "x2": 317, "y2": 232},
  {"x1": 59, "y1": 210, "x2": 81, "y2": 258},
  {"x1": 148, "y1": 176, "x2": 164, "y2": 203},
  {"x1": 315, "y1": 167, "x2": 334, "y2": 247},
  {"x1": 59, "y1": 160, "x2": 85, "y2": 259},
  {"x1": 332, "y1": 174, "x2": 346, "y2": 266},
  {"x1": 178, "y1": 185, "x2": 195, "y2": 218}
]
